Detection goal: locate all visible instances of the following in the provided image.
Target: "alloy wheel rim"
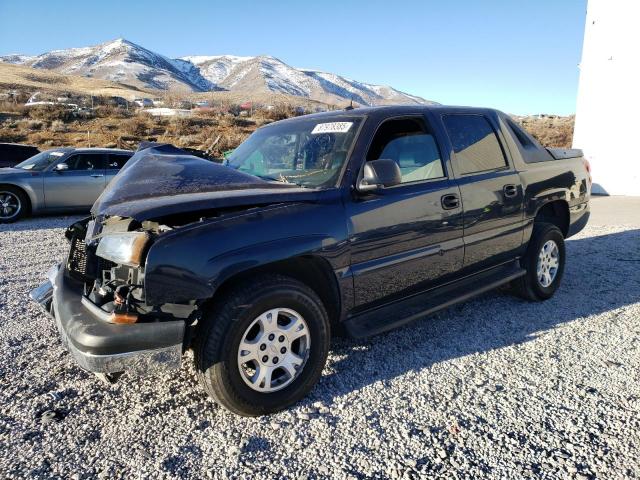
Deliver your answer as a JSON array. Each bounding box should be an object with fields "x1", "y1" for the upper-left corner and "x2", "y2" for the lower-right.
[
  {"x1": 237, "y1": 308, "x2": 310, "y2": 393},
  {"x1": 537, "y1": 239, "x2": 560, "y2": 287},
  {"x1": 0, "y1": 192, "x2": 21, "y2": 220}
]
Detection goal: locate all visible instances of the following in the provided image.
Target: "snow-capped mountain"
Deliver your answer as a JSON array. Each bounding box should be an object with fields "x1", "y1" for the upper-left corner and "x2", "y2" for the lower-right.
[{"x1": 1, "y1": 38, "x2": 433, "y2": 106}]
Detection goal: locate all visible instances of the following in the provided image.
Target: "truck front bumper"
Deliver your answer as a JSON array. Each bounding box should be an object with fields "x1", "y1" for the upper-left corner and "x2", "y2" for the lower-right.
[{"x1": 29, "y1": 264, "x2": 184, "y2": 378}]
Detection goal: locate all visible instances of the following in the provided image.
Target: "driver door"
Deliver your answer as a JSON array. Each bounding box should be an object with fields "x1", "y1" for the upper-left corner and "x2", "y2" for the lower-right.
[{"x1": 44, "y1": 153, "x2": 107, "y2": 209}]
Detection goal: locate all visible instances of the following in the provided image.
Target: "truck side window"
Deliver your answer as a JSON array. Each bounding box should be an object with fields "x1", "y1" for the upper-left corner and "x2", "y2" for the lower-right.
[
  {"x1": 367, "y1": 118, "x2": 444, "y2": 183},
  {"x1": 443, "y1": 114, "x2": 507, "y2": 174}
]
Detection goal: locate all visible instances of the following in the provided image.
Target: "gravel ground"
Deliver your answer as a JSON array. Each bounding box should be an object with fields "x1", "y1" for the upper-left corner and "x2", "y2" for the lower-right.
[{"x1": 0, "y1": 212, "x2": 639, "y2": 479}]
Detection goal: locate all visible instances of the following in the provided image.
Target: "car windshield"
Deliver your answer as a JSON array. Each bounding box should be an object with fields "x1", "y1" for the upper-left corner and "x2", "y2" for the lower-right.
[
  {"x1": 15, "y1": 150, "x2": 66, "y2": 171},
  {"x1": 225, "y1": 116, "x2": 362, "y2": 188}
]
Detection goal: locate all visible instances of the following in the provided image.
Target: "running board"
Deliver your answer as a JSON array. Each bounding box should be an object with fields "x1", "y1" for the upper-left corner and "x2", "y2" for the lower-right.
[{"x1": 344, "y1": 261, "x2": 526, "y2": 338}]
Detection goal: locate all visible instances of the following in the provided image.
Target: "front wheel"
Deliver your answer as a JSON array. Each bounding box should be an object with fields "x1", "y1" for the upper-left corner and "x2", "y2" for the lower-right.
[
  {"x1": 512, "y1": 222, "x2": 566, "y2": 301},
  {"x1": 0, "y1": 187, "x2": 28, "y2": 223},
  {"x1": 194, "y1": 274, "x2": 330, "y2": 416}
]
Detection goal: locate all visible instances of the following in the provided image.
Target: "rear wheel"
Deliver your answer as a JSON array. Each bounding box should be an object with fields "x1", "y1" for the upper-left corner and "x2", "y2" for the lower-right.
[
  {"x1": 512, "y1": 222, "x2": 565, "y2": 301},
  {"x1": 0, "y1": 186, "x2": 28, "y2": 223},
  {"x1": 195, "y1": 274, "x2": 330, "y2": 416}
]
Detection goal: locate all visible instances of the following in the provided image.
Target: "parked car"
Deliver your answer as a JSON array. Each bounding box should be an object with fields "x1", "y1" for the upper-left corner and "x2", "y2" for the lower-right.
[
  {"x1": 0, "y1": 143, "x2": 40, "y2": 168},
  {"x1": 30, "y1": 106, "x2": 590, "y2": 416},
  {"x1": 0, "y1": 147, "x2": 133, "y2": 222}
]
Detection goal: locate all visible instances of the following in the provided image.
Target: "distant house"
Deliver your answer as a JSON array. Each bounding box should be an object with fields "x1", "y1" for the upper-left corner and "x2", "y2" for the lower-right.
[
  {"x1": 133, "y1": 98, "x2": 154, "y2": 108},
  {"x1": 143, "y1": 107, "x2": 191, "y2": 117}
]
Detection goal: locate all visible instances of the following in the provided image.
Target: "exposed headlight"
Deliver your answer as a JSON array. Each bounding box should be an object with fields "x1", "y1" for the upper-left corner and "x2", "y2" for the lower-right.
[{"x1": 96, "y1": 232, "x2": 150, "y2": 267}]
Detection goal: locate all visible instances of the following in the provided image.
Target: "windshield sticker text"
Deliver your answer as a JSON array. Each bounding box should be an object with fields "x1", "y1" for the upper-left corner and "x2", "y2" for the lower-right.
[{"x1": 311, "y1": 122, "x2": 353, "y2": 134}]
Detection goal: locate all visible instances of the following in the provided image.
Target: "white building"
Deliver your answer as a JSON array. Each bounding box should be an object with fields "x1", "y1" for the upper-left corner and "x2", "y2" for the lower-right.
[{"x1": 573, "y1": 0, "x2": 640, "y2": 195}]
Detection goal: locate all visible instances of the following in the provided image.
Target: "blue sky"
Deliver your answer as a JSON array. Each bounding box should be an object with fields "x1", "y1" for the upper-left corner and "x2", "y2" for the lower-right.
[{"x1": 0, "y1": 0, "x2": 587, "y2": 115}]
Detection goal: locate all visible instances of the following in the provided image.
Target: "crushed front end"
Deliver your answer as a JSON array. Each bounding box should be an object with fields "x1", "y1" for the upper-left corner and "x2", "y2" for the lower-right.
[{"x1": 30, "y1": 216, "x2": 192, "y2": 382}]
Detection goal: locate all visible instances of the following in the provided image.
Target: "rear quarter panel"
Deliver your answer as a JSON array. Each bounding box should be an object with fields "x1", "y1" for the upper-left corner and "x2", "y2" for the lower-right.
[{"x1": 518, "y1": 157, "x2": 590, "y2": 240}]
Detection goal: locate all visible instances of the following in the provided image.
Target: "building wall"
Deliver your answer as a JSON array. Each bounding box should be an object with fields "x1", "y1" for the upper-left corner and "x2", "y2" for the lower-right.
[{"x1": 573, "y1": 0, "x2": 640, "y2": 195}]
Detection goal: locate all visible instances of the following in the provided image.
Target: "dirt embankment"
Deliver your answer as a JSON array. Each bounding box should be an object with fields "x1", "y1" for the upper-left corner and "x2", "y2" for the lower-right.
[{"x1": 0, "y1": 102, "x2": 575, "y2": 154}]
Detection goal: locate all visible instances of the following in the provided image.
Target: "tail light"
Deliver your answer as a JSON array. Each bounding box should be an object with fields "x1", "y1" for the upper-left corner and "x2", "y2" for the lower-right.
[{"x1": 583, "y1": 158, "x2": 592, "y2": 185}]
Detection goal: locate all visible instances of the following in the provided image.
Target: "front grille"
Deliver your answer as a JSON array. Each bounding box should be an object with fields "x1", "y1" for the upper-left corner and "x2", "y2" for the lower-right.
[
  {"x1": 67, "y1": 235, "x2": 89, "y2": 279},
  {"x1": 68, "y1": 233, "x2": 118, "y2": 282}
]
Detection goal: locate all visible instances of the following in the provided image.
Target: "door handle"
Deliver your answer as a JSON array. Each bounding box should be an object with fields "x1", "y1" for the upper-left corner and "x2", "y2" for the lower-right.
[
  {"x1": 503, "y1": 184, "x2": 518, "y2": 198},
  {"x1": 90, "y1": 174, "x2": 105, "y2": 178},
  {"x1": 441, "y1": 193, "x2": 460, "y2": 210}
]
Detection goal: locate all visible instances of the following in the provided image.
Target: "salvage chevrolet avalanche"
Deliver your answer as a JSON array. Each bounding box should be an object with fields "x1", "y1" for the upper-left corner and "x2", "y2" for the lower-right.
[{"x1": 30, "y1": 106, "x2": 591, "y2": 416}]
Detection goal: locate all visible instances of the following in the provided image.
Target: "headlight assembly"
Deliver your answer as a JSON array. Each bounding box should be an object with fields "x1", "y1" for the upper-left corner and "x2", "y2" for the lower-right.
[{"x1": 96, "y1": 232, "x2": 150, "y2": 267}]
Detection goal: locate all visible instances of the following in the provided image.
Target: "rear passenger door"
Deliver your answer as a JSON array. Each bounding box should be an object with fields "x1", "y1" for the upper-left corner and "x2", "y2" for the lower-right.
[
  {"x1": 106, "y1": 153, "x2": 133, "y2": 185},
  {"x1": 440, "y1": 113, "x2": 524, "y2": 270},
  {"x1": 43, "y1": 153, "x2": 107, "y2": 209},
  {"x1": 347, "y1": 115, "x2": 464, "y2": 309}
]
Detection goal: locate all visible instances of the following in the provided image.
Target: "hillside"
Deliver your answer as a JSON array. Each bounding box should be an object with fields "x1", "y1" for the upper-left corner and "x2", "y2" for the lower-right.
[
  {"x1": 0, "y1": 38, "x2": 434, "y2": 106},
  {"x1": 0, "y1": 63, "x2": 153, "y2": 100}
]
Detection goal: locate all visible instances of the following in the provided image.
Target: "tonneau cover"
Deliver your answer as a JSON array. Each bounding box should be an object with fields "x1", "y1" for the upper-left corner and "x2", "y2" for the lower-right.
[{"x1": 547, "y1": 148, "x2": 584, "y2": 160}]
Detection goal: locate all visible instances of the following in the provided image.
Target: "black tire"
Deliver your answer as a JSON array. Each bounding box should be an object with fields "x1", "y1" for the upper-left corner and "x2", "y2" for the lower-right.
[
  {"x1": 194, "y1": 274, "x2": 330, "y2": 416},
  {"x1": 0, "y1": 186, "x2": 29, "y2": 223},
  {"x1": 512, "y1": 222, "x2": 565, "y2": 301}
]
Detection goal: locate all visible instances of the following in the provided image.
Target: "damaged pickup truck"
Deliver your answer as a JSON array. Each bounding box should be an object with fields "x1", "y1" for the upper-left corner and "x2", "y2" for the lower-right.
[{"x1": 30, "y1": 106, "x2": 590, "y2": 416}]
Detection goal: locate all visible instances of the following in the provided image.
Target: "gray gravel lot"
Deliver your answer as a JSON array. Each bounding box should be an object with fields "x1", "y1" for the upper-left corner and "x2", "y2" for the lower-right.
[{"x1": 0, "y1": 205, "x2": 639, "y2": 479}]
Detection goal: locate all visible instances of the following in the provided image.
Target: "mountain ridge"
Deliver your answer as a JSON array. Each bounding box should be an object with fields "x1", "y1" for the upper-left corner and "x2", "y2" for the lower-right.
[{"x1": 0, "y1": 38, "x2": 434, "y2": 106}]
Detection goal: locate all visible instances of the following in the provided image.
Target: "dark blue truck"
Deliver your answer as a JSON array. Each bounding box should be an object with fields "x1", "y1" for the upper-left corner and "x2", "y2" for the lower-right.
[{"x1": 30, "y1": 105, "x2": 591, "y2": 416}]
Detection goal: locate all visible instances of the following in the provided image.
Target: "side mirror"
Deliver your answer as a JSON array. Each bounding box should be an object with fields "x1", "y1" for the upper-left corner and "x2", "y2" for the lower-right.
[
  {"x1": 357, "y1": 159, "x2": 402, "y2": 193},
  {"x1": 54, "y1": 163, "x2": 69, "y2": 172}
]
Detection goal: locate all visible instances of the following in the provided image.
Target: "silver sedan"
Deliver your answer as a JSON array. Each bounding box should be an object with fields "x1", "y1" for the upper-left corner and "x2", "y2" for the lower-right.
[{"x1": 0, "y1": 147, "x2": 132, "y2": 222}]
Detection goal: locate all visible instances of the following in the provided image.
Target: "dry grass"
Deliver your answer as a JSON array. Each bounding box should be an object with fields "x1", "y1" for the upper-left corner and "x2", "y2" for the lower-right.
[
  {"x1": 0, "y1": 103, "x2": 259, "y2": 155},
  {"x1": 516, "y1": 115, "x2": 574, "y2": 149},
  {"x1": 0, "y1": 96, "x2": 575, "y2": 156}
]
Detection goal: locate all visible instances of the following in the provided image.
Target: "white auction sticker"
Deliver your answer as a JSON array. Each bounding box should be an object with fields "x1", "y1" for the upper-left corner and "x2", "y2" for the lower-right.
[{"x1": 311, "y1": 122, "x2": 353, "y2": 134}]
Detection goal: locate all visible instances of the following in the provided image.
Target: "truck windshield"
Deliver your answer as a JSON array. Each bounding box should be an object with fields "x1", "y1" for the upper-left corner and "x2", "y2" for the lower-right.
[
  {"x1": 225, "y1": 117, "x2": 362, "y2": 188},
  {"x1": 15, "y1": 150, "x2": 66, "y2": 171}
]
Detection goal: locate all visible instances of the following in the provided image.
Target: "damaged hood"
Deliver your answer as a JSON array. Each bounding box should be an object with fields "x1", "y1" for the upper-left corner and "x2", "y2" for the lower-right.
[{"x1": 92, "y1": 144, "x2": 319, "y2": 221}]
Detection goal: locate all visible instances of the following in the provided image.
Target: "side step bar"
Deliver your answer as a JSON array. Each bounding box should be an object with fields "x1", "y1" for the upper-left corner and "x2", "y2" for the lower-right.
[{"x1": 344, "y1": 261, "x2": 526, "y2": 338}]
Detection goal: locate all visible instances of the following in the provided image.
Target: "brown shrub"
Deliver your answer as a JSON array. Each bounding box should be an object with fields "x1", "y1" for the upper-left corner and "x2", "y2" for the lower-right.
[
  {"x1": 259, "y1": 104, "x2": 296, "y2": 121},
  {"x1": 27, "y1": 105, "x2": 73, "y2": 122},
  {"x1": 50, "y1": 120, "x2": 67, "y2": 132},
  {"x1": 0, "y1": 127, "x2": 27, "y2": 143},
  {"x1": 121, "y1": 115, "x2": 152, "y2": 137},
  {"x1": 518, "y1": 116, "x2": 574, "y2": 149},
  {"x1": 20, "y1": 119, "x2": 44, "y2": 131},
  {"x1": 0, "y1": 100, "x2": 28, "y2": 116},
  {"x1": 94, "y1": 105, "x2": 132, "y2": 119}
]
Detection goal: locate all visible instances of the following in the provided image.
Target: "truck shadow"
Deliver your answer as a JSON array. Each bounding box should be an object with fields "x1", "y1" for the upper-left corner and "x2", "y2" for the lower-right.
[{"x1": 317, "y1": 228, "x2": 640, "y2": 401}]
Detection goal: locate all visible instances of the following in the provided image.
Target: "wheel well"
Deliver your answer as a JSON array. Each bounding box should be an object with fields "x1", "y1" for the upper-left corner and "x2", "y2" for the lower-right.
[
  {"x1": 0, "y1": 184, "x2": 32, "y2": 214},
  {"x1": 206, "y1": 256, "x2": 342, "y2": 330},
  {"x1": 535, "y1": 200, "x2": 569, "y2": 237}
]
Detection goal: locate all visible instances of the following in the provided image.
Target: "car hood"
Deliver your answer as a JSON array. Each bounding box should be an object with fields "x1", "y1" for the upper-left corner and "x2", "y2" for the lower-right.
[{"x1": 92, "y1": 144, "x2": 320, "y2": 222}]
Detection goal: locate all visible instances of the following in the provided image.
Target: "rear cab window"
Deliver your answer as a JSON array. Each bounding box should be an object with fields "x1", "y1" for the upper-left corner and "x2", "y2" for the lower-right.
[{"x1": 442, "y1": 114, "x2": 508, "y2": 175}]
